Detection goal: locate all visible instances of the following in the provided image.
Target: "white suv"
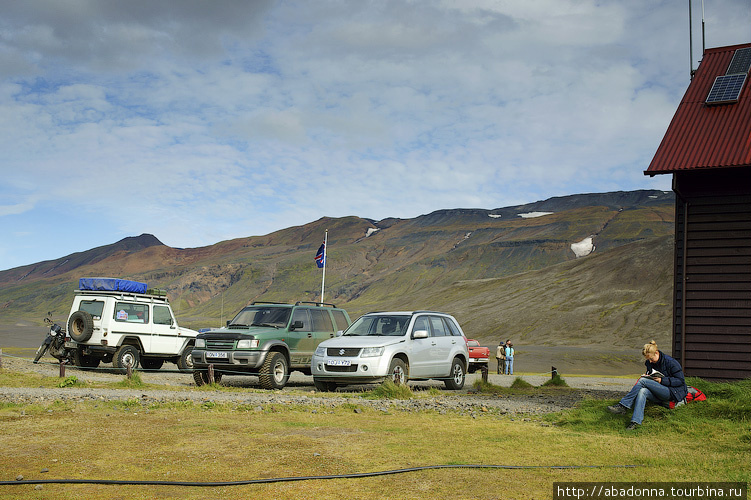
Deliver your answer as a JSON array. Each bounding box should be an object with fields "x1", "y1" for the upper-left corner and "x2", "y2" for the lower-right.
[
  {"x1": 65, "y1": 278, "x2": 198, "y2": 372},
  {"x1": 311, "y1": 311, "x2": 469, "y2": 391}
]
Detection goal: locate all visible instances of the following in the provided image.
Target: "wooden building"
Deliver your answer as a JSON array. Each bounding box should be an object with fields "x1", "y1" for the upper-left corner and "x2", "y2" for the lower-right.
[{"x1": 646, "y1": 43, "x2": 751, "y2": 380}]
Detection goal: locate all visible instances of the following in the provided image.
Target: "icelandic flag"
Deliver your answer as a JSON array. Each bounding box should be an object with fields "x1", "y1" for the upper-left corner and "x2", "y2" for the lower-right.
[{"x1": 315, "y1": 242, "x2": 325, "y2": 268}]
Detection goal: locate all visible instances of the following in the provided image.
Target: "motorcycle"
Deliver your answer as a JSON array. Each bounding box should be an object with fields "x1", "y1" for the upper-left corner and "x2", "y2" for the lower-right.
[{"x1": 33, "y1": 314, "x2": 75, "y2": 365}]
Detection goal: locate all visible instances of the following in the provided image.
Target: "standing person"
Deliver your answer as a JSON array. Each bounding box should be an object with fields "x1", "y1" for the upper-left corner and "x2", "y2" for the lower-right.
[
  {"x1": 504, "y1": 340, "x2": 514, "y2": 375},
  {"x1": 496, "y1": 342, "x2": 505, "y2": 374},
  {"x1": 607, "y1": 340, "x2": 687, "y2": 430}
]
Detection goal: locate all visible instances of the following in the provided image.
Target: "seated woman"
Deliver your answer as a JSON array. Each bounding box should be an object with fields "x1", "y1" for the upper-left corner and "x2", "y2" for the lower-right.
[{"x1": 607, "y1": 340, "x2": 688, "y2": 430}]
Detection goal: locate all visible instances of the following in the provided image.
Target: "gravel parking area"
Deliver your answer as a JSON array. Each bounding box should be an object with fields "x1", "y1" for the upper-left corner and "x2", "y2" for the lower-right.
[{"x1": 0, "y1": 354, "x2": 631, "y2": 417}]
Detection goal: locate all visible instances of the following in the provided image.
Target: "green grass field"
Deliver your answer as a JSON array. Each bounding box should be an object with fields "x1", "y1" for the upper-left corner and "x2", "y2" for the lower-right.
[{"x1": 0, "y1": 371, "x2": 748, "y2": 500}]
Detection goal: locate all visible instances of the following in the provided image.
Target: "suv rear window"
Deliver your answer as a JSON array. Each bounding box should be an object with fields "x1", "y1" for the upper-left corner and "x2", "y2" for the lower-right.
[
  {"x1": 331, "y1": 310, "x2": 349, "y2": 331},
  {"x1": 114, "y1": 302, "x2": 149, "y2": 324},
  {"x1": 429, "y1": 316, "x2": 448, "y2": 337},
  {"x1": 444, "y1": 317, "x2": 463, "y2": 336},
  {"x1": 310, "y1": 309, "x2": 334, "y2": 332},
  {"x1": 79, "y1": 300, "x2": 104, "y2": 319}
]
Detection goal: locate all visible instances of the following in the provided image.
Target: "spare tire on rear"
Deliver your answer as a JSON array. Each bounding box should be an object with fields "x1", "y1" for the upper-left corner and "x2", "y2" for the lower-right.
[{"x1": 68, "y1": 310, "x2": 94, "y2": 342}]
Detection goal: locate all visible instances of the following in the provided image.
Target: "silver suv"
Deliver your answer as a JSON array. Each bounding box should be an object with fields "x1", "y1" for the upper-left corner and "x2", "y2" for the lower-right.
[{"x1": 311, "y1": 311, "x2": 469, "y2": 391}]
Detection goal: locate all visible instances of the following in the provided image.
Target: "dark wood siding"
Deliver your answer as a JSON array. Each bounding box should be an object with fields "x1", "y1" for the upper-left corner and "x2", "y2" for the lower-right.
[{"x1": 673, "y1": 168, "x2": 751, "y2": 380}]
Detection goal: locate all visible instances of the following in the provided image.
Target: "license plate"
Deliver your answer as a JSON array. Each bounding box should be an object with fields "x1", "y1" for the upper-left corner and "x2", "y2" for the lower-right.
[
  {"x1": 326, "y1": 359, "x2": 351, "y2": 367},
  {"x1": 206, "y1": 351, "x2": 228, "y2": 359}
]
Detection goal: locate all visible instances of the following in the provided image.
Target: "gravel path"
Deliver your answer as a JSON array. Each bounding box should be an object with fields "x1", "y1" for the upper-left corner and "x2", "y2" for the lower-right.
[{"x1": 0, "y1": 354, "x2": 633, "y2": 417}]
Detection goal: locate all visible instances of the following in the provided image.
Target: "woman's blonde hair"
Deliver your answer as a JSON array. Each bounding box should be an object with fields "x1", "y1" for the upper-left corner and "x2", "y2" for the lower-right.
[{"x1": 642, "y1": 340, "x2": 658, "y2": 358}]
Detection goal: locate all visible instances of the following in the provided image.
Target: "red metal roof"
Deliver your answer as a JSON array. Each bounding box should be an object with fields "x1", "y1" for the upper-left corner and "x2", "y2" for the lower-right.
[{"x1": 645, "y1": 43, "x2": 751, "y2": 176}]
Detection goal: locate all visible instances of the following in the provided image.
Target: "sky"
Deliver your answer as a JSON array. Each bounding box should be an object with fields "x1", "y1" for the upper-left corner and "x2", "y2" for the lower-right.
[{"x1": 1, "y1": 1, "x2": 750, "y2": 271}]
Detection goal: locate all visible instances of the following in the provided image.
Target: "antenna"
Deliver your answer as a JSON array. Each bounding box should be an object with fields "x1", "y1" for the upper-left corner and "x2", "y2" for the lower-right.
[
  {"x1": 701, "y1": 0, "x2": 706, "y2": 55},
  {"x1": 688, "y1": 0, "x2": 706, "y2": 80},
  {"x1": 689, "y1": 0, "x2": 695, "y2": 80}
]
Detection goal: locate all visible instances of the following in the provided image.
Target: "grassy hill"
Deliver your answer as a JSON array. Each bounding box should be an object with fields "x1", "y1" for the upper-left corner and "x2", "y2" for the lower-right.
[{"x1": 0, "y1": 190, "x2": 675, "y2": 350}]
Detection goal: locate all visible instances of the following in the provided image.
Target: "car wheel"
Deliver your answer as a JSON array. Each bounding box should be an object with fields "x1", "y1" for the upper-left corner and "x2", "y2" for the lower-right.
[
  {"x1": 193, "y1": 369, "x2": 222, "y2": 386},
  {"x1": 68, "y1": 311, "x2": 94, "y2": 342},
  {"x1": 313, "y1": 378, "x2": 337, "y2": 392},
  {"x1": 72, "y1": 349, "x2": 100, "y2": 369},
  {"x1": 176, "y1": 346, "x2": 194, "y2": 372},
  {"x1": 444, "y1": 358, "x2": 465, "y2": 390},
  {"x1": 259, "y1": 352, "x2": 289, "y2": 390},
  {"x1": 113, "y1": 345, "x2": 140, "y2": 373},
  {"x1": 388, "y1": 358, "x2": 408, "y2": 385},
  {"x1": 140, "y1": 358, "x2": 164, "y2": 370}
]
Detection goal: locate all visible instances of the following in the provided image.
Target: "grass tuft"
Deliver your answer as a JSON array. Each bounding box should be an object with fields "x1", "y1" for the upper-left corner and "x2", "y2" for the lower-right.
[
  {"x1": 57, "y1": 375, "x2": 84, "y2": 388},
  {"x1": 541, "y1": 373, "x2": 569, "y2": 387},
  {"x1": 510, "y1": 376, "x2": 534, "y2": 389},
  {"x1": 114, "y1": 371, "x2": 145, "y2": 388},
  {"x1": 361, "y1": 379, "x2": 414, "y2": 399}
]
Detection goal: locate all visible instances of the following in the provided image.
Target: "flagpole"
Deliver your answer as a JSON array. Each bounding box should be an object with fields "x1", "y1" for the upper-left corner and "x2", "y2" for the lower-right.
[{"x1": 320, "y1": 230, "x2": 328, "y2": 304}]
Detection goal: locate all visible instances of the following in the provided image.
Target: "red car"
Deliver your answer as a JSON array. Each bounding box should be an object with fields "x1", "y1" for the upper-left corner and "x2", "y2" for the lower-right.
[{"x1": 466, "y1": 339, "x2": 489, "y2": 373}]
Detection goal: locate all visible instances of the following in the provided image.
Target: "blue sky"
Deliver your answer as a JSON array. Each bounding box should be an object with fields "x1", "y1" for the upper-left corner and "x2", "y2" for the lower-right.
[{"x1": 1, "y1": 0, "x2": 749, "y2": 271}]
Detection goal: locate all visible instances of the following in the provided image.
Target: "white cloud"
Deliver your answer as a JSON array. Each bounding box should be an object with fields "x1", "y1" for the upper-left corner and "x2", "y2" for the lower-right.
[{"x1": 0, "y1": 0, "x2": 749, "y2": 270}]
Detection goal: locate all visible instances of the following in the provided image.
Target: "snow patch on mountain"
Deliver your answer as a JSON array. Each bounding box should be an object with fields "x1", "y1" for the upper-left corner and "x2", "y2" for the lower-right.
[
  {"x1": 571, "y1": 237, "x2": 595, "y2": 258},
  {"x1": 519, "y1": 212, "x2": 554, "y2": 218}
]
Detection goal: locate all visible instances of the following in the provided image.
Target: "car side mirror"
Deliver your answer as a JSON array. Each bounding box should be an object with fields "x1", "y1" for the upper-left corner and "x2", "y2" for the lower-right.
[
  {"x1": 412, "y1": 329, "x2": 429, "y2": 339},
  {"x1": 336, "y1": 330, "x2": 344, "y2": 337},
  {"x1": 290, "y1": 320, "x2": 304, "y2": 331},
  {"x1": 226, "y1": 320, "x2": 231, "y2": 327}
]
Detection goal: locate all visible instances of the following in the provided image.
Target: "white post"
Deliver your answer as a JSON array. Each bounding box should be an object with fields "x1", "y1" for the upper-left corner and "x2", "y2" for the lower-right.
[{"x1": 320, "y1": 230, "x2": 328, "y2": 304}]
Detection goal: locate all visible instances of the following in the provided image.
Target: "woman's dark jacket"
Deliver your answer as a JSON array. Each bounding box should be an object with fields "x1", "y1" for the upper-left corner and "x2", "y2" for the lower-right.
[{"x1": 645, "y1": 350, "x2": 688, "y2": 402}]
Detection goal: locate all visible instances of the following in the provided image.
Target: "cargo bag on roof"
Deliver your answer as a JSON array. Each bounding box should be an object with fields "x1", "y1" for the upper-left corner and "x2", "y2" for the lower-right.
[{"x1": 79, "y1": 277, "x2": 148, "y2": 294}]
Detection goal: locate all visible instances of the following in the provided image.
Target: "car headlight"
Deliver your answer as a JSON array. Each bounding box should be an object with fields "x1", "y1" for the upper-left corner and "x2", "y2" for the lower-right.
[
  {"x1": 195, "y1": 339, "x2": 206, "y2": 348},
  {"x1": 361, "y1": 347, "x2": 385, "y2": 358},
  {"x1": 314, "y1": 346, "x2": 326, "y2": 357},
  {"x1": 237, "y1": 339, "x2": 259, "y2": 349}
]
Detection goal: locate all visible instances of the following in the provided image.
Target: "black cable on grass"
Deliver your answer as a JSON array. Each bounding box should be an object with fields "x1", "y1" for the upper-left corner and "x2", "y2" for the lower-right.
[{"x1": 2, "y1": 464, "x2": 643, "y2": 487}]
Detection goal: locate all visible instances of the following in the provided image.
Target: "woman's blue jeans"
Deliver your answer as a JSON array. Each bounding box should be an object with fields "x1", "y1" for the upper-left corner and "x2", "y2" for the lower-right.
[
  {"x1": 619, "y1": 378, "x2": 671, "y2": 424},
  {"x1": 505, "y1": 357, "x2": 514, "y2": 375}
]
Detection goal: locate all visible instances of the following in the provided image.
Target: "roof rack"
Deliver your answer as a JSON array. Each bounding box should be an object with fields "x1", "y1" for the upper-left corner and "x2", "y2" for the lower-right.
[
  {"x1": 75, "y1": 289, "x2": 170, "y2": 301},
  {"x1": 250, "y1": 301, "x2": 291, "y2": 306},
  {"x1": 295, "y1": 301, "x2": 337, "y2": 308}
]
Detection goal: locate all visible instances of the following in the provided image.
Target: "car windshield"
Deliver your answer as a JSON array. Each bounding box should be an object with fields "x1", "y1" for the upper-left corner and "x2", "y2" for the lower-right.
[
  {"x1": 468, "y1": 340, "x2": 479, "y2": 347},
  {"x1": 343, "y1": 315, "x2": 410, "y2": 336},
  {"x1": 229, "y1": 306, "x2": 291, "y2": 328}
]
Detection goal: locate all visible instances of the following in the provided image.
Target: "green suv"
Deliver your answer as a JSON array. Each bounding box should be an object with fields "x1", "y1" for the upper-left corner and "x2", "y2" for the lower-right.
[{"x1": 191, "y1": 301, "x2": 351, "y2": 389}]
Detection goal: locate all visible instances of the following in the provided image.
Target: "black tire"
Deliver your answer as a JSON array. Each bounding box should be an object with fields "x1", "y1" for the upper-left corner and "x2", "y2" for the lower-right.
[
  {"x1": 72, "y1": 349, "x2": 100, "y2": 369},
  {"x1": 176, "y1": 346, "x2": 194, "y2": 372},
  {"x1": 313, "y1": 378, "x2": 338, "y2": 392},
  {"x1": 193, "y1": 369, "x2": 222, "y2": 386},
  {"x1": 258, "y1": 352, "x2": 289, "y2": 390},
  {"x1": 33, "y1": 343, "x2": 49, "y2": 363},
  {"x1": 113, "y1": 345, "x2": 140, "y2": 373},
  {"x1": 444, "y1": 358, "x2": 466, "y2": 390},
  {"x1": 388, "y1": 358, "x2": 408, "y2": 385},
  {"x1": 68, "y1": 311, "x2": 94, "y2": 343},
  {"x1": 140, "y1": 358, "x2": 164, "y2": 370}
]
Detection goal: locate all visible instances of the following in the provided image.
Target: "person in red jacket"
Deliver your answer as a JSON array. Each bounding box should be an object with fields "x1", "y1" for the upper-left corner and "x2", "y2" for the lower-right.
[{"x1": 607, "y1": 340, "x2": 688, "y2": 430}]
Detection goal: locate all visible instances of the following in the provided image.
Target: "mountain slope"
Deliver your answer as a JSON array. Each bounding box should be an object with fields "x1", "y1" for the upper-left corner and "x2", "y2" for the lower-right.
[{"x1": 0, "y1": 190, "x2": 675, "y2": 350}]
